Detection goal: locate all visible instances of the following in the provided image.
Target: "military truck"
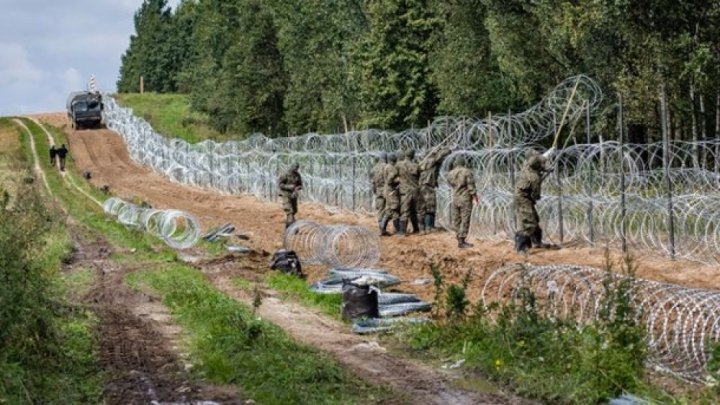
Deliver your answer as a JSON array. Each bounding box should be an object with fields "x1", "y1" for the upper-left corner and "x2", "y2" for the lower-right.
[{"x1": 66, "y1": 91, "x2": 103, "y2": 129}]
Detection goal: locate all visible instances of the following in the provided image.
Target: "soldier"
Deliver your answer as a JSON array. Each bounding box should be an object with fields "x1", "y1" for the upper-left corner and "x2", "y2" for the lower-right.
[
  {"x1": 278, "y1": 162, "x2": 303, "y2": 229},
  {"x1": 395, "y1": 149, "x2": 420, "y2": 236},
  {"x1": 49, "y1": 145, "x2": 57, "y2": 167},
  {"x1": 380, "y1": 152, "x2": 401, "y2": 236},
  {"x1": 56, "y1": 144, "x2": 68, "y2": 171},
  {"x1": 513, "y1": 150, "x2": 553, "y2": 252},
  {"x1": 418, "y1": 146, "x2": 452, "y2": 233},
  {"x1": 447, "y1": 155, "x2": 478, "y2": 248},
  {"x1": 371, "y1": 153, "x2": 388, "y2": 234}
]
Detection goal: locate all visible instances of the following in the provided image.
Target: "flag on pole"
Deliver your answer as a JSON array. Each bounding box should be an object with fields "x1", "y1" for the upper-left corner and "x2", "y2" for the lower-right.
[{"x1": 89, "y1": 74, "x2": 97, "y2": 93}]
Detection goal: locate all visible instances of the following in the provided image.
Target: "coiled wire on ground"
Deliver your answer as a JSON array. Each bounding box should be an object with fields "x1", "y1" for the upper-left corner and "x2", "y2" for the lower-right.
[
  {"x1": 102, "y1": 197, "x2": 200, "y2": 249},
  {"x1": 482, "y1": 263, "x2": 720, "y2": 382},
  {"x1": 283, "y1": 220, "x2": 380, "y2": 268}
]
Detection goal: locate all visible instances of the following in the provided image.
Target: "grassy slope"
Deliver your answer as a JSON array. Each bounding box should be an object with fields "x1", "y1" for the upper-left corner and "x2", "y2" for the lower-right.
[
  {"x1": 115, "y1": 93, "x2": 239, "y2": 143},
  {"x1": 0, "y1": 118, "x2": 102, "y2": 404},
  {"x1": 21, "y1": 118, "x2": 397, "y2": 404}
]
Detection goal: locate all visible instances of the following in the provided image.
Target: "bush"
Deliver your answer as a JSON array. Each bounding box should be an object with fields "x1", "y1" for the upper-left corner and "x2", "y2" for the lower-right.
[{"x1": 0, "y1": 185, "x2": 100, "y2": 403}]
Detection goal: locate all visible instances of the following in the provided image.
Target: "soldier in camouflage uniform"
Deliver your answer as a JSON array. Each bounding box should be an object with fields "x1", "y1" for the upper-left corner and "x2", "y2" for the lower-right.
[
  {"x1": 447, "y1": 155, "x2": 478, "y2": 248},
  {"x1": 371, "y1": 153, "x2": 388, "y2": 234},
  {"x1": 278, "y1": 162, "x2": 303, "y2": 229},
  {"x1": 513, "y1": 150, "x2": 553, "y2": 252},
  {"x1": 418, "y1": 147, "x2": 452, "y2": 233},
  {"x1": 395, "y1": 149, "x2": 420, "y2": 236},
  {"x1": 380, "y1": 152, "x2": 401, "y2": 236}
]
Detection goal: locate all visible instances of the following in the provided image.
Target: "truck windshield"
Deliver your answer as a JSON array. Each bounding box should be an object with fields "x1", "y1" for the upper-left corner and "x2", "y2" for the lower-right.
[{"x1": 73, "y1": 102, "x2": 88, "y2": 112}]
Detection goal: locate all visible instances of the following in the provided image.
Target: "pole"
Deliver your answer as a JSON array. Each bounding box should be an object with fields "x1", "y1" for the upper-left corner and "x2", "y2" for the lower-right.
[
  {"x1": 351, "y1": 153, "x2": 356, "y2": 211},
  {"x1": 585, "y1": 102, "x2": 594, "y2": 245},
  {"x1": 618, "y1": 93, "x2": 627, "y2": 254},
  {"x1": 509, "y1": 109, "x2": 516, "y2": 234},
  {"x1": 553, "y1": 111, "x2": 564, "y2": 243},
  {"x1": 140, "y1": 76, "x2": 144, "y2": 94},
  {"x1": 660, "y1": 85, "x2": 676, "y2": 259}
]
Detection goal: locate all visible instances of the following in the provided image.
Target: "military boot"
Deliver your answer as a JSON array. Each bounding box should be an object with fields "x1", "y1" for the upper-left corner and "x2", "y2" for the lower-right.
[
  {"x1": 515, "y1": 233, "x2": 531, "y2": 253},
  {"x1": 531, "y1": 228, "x2": 552, "y2": 249},
  {"x1": 379, "y1": 217, "x2": 390, "y2": 236},
  {"x1": 457, "y1": 237, "x2": 473, "y2": 248},
  {"x1": 426, "y1": 214, "x2": 435, "y2": 232},
  {"x1": 409, "y1": 215, "x2": 420, "y2": 234},
  {"x1": 285, "y1": 214, "x2": 295, "y2": 230},
  {"x1": 396, "y1": 220, "x2": 406, "y2": 237}
]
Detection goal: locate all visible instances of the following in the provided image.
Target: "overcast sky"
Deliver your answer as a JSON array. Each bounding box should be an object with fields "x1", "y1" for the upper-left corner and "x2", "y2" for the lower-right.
[{"x1": 0, "y1": 0, "x2": 179, "y2": 116}]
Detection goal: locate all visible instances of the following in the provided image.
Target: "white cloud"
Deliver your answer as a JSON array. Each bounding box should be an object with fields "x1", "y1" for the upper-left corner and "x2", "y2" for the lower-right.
[{"x1": 0, "y1": 43, "x2": 45, "y2": 87}]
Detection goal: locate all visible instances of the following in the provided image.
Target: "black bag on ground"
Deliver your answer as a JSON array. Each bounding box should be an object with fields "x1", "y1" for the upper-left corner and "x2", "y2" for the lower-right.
[
  {"x1": 341, "y1": 280, "x2": 379, "y2": 321},
  {"x1": 269, "y1": 249, "x2": 303, "y2": 278}
]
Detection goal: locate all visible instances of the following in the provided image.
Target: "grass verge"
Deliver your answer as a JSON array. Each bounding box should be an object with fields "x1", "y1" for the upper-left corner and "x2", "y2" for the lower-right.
[
  {"x1": 0, "y1": 118, "x2": 102, "y2": 404},
  {"x1": 129, "y1": 266, "x2": 393, "y2": 404},
  {"x1": 266, "y1": 273, "x2": 343, "y2": 320}
]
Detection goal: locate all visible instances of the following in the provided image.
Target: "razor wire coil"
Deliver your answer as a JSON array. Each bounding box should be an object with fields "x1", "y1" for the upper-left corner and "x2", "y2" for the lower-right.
[
  {"x1": 482, "y1": 263, "x2": 720, "y2": 382},
  {"x1": 283, "y1": 220, "x2": 381, "y2": 268},
  {"x1": 103, "y1": 197, "x2": 200, "y2": 249},
  {"x1": 102, "y1": 75, "x2": 720, "y2": 263}
]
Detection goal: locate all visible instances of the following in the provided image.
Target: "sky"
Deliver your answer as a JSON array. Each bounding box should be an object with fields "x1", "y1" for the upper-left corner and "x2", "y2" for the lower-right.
[{"x1": 0, "y1": 0, "x2": 179, "y2": 116}]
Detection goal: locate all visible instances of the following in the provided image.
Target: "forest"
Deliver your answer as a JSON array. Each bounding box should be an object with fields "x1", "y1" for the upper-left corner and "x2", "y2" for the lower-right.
[{"x1": 118, "y1": 0, "x2": 720, "y2": 143}]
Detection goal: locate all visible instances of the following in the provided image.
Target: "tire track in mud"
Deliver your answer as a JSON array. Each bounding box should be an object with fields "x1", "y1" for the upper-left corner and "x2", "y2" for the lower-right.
[
  {"x1": 70, "y1": 232, "x2": 245, "y2": 404},
  {"x1": 18, "y1": 117, "x2": 246, "y2": 404}
]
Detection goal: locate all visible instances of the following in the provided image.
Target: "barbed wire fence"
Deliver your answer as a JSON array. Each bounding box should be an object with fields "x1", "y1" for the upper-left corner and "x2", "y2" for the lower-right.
[
  {"x1": 482, "y1": 263, "x2": 720, "y2": 382},
  {"x1": 103, "y1": 75, "x2": 720, "y2": 264}
]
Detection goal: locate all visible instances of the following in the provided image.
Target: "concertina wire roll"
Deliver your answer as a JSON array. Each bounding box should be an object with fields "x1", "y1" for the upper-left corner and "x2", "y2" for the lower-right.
[
  {"x1": 103, "y1": 75, "x2": 720, "y2": 263},
  {"x1": 483, "y1": 263, "x2": 720, "y2": 382}
]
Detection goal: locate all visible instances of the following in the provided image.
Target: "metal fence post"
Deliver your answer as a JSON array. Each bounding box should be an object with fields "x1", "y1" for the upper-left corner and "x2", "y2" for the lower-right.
[
  {"x1": 585, "y1": 102, "x2": 595, "y2": 245},
  {"x1": 351, "y1": 153, "x2": 356, "y2": 212},
  {"x1": 660, "y1": 85, "x2": 676, "y2": 260},
  {"x1": 553, "y1": 111, "x2": 564, "y2": 243},
  {"x1": 618, "y1": 93, "x2": 627, "y2": 254}
]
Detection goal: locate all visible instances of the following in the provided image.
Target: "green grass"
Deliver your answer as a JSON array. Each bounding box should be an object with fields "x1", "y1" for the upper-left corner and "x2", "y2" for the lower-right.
[
  {"x1": 266, "y1": 273, "x2": 343, "y2": 320},
  {"x1": 19, "y1": 117, "x2": 398, "y2": 404},
  {"x1": 128, "y1": 265, "x2": 394, "y2": 404},
  {"x1": 115, "y1": 93, "x2": 237, "y2": 143},
  {"x1": 0, "y1": 120, "x2": 102, "y2": 404}
]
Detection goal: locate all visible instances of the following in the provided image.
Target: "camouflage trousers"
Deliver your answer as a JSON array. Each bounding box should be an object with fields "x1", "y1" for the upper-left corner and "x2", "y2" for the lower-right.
[
  {"x1": 514, "y1": 196, "x2": 539, "y2": 237},
  {"x1": 374, "y1": 195, "x2": 386, "y2": 221},
  {"x1": 452, "y1": 196, "x2": 473, "y2": 239},
  {"x1": 282, "y1": 194, "x2": 298, "y2": 219},
  {"x1": 418, "y1": 185, "x2": 436, "y2": 217},
  {"x1": 383, "y1": 187, "x2": 400, "y2": 221},
  {"x1": 399, "y1": 189, "x2": 418, "y2": 221}
]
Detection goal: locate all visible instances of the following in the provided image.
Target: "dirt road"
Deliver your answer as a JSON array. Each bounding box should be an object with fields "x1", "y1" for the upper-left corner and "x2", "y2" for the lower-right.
[{"x1": 67, "y1": 230, "x2": 244, "y2": 404}]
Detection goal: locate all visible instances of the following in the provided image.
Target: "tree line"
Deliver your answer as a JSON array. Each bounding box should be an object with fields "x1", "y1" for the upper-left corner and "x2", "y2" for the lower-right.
[{"x1": 118, "y1": 0, "x2": 720, "y2": 143}]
